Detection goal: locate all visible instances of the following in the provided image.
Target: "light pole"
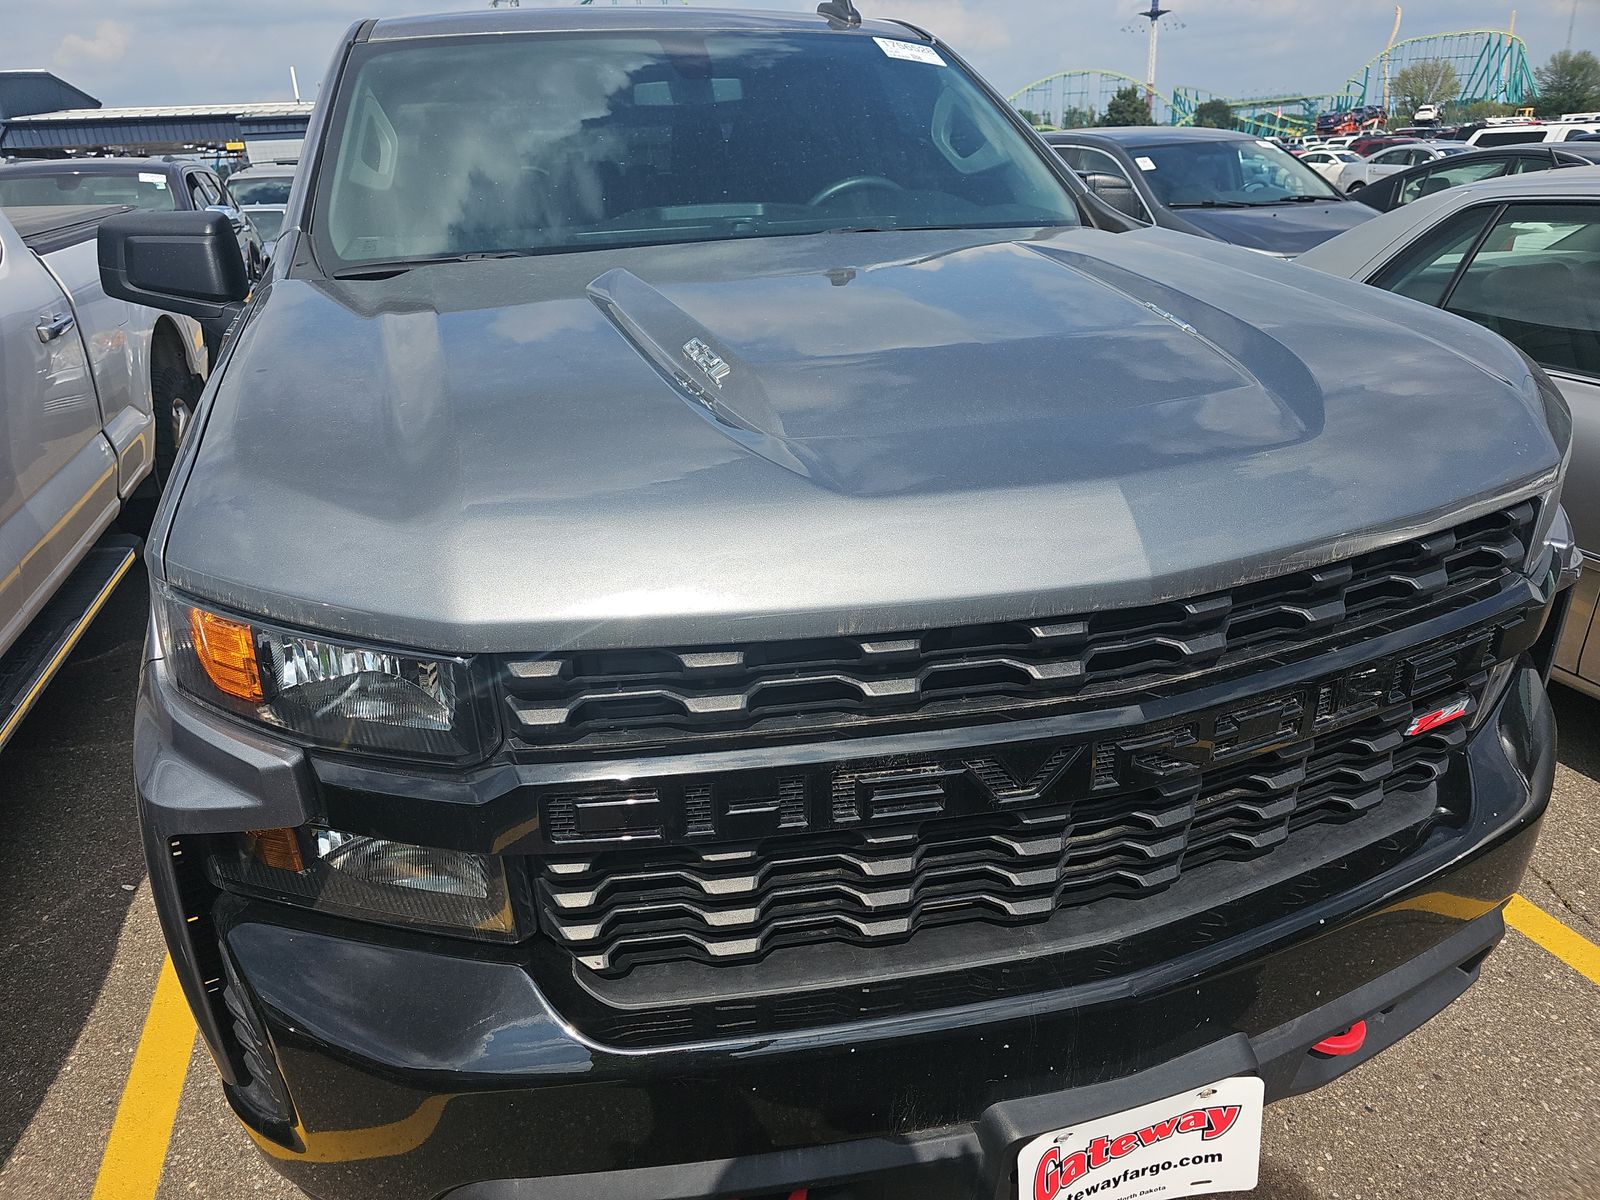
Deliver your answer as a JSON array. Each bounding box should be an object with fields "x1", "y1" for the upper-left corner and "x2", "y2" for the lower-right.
[{"x1": 1139, "y1": 1, "x2": 1171, "y2": 109}]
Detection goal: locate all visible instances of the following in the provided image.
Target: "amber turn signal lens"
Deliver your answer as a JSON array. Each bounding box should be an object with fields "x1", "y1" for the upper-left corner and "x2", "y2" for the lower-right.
[
  {"x1": 246, "y1": 828, "x2": 306, "y2": 873},
  {"x1": 188, "y1": 608, "x2": 264, "y2": 703}
]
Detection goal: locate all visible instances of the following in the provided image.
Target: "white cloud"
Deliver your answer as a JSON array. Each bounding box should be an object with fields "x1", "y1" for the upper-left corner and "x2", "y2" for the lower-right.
[{"x1": 55, "y1": 19, "x2": 131, "y2": 66}]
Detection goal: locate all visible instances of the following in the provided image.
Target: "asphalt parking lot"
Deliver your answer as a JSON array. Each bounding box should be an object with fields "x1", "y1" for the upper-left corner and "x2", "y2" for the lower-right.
[{"x1": 0, "y1": 568, "x2": 1595, "y2": 1200}]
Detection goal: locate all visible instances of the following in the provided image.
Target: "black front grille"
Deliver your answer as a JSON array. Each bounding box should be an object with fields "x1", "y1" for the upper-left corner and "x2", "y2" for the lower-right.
[
  {"x1": 536, "y1": 692, "x2": 1470, "y2": 976},
  {"x1": 503, "y1": 503, "x2": 1534, "y2": 752}
]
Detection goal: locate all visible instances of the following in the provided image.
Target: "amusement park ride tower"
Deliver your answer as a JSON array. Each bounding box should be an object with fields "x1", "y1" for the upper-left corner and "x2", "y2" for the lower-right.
[{"x1": 1138, "y1": 1, "x2": 1171, "y2": 106}]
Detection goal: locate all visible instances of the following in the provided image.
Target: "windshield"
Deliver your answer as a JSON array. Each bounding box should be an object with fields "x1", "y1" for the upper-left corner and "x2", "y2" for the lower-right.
[
  {"x1": 246, "y1": 208, "x2": 285, "y2": 241},
  {"x1": 230, "y1": 176, "x2": 293, "y2": 205},
  {"x1": 316, "y1": 31, "x2": 1079, "y2": 267},
  {"x1": 0, "y1": 170, "x2": 178, "y2": 212},
  {"x1": 1131, "y1": 138, "x2": 1342, "y2": 207}
]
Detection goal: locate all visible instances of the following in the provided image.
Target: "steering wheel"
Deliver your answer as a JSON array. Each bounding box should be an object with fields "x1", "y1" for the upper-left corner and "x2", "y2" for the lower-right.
[
  {"x1": 808, "y1": 175, "x2": 906, "y2": 207},
  {"x1": 1242, "y1": 181, "x2": 1270, "y2": 194}
]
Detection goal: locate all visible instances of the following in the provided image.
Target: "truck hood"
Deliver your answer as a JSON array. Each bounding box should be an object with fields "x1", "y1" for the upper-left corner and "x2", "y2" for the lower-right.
[
  {"x1": 163, "y1": 226, "x2": 1562, "y2": 652},
  {"x1": 1171, "y1": 200, "x2": 1376, "y2": 255}
]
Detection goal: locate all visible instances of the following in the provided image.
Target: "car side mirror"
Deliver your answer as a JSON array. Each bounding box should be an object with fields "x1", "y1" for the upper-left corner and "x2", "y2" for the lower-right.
[
  {"x1": 205, "y1": 203, "x2": 246, "y2": 232},
  {"x1": 98, "y1": 210, "x2": 249, "y2": 338},
  {"x1": 1082, "y1": 171, "x2": 1145, "y2": 222}
]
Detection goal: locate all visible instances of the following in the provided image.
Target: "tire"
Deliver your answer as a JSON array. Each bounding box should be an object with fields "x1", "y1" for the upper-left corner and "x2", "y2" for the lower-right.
[
  {"x1": 1346, "y1": 180, "x2": 1366, "y2": 193},
  {"x1": 150, "y1": 337, "x2": 200, "y2": 489}
]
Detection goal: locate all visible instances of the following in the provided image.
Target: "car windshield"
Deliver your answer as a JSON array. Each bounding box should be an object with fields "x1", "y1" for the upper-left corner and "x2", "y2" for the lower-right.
[
  {"x1": 246, "y1": 208, "x2": 285, "y2": 241},
  {"x1": 230, "y1": 176, "x2": 293, "y2": 205},
  {"x1": 1131, "y1": 138, "x2": 1341, "y2": 207},
  {"x1": 0, "y1": 170, "x2": 178, "y2": 212},
  {"x1": 315, "y1": 31, "x2": 1079, "y2": 268}
]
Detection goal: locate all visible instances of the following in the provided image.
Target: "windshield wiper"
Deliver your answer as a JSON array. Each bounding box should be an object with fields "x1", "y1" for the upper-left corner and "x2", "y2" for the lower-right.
[
  {"x1": 332, "y1": 250, "x2": 538, "y2": 279},
  {"x1": 1242, "y1": 195, "x2": 1333, "y2": 205},
  {"x1": 1168, "y1": 200, "x2": 1253, "y2": 209}
]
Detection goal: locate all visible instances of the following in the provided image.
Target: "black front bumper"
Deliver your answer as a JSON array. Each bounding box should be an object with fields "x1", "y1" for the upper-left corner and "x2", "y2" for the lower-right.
[{"x1": 137, "y1": 653, "x2": 1556, "y2": 1200}]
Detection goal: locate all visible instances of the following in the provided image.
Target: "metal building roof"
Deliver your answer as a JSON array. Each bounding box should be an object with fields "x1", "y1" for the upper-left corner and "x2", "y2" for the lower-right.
[
  {"x1": 1, "y1": 101, "x2": 313, "y2": 152},
  {"x1": 0, "y1": 71, "x2": 100, "y2": 120}
]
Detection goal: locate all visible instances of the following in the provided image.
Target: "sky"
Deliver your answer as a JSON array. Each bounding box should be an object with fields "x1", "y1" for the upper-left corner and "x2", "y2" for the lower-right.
[{"x1": 3, "y1": 0, "x2": 1597, "y2": 111}]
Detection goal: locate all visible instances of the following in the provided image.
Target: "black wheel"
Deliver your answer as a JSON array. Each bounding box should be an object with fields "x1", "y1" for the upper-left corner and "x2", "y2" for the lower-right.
[
  {"x1": 150, "y1": 338, "x2": 200, "y2": 489},
  {"x1": 1346, "y1": 180, "x2": 1366, "y2": 193}
]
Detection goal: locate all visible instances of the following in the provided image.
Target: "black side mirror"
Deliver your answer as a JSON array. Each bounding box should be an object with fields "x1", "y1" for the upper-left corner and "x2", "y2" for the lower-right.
[
  {"x1": 98, "y1": 210, "x2": 249, "y2": 337},
  {"x1": 1082, "y1": 172, "x2": 1146, "y2": 222}
]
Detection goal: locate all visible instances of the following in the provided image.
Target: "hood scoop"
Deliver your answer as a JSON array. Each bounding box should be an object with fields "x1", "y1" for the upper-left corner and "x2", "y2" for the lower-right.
[{"x1": 589, "y1": 267, "x2": 815, "y2": 480}]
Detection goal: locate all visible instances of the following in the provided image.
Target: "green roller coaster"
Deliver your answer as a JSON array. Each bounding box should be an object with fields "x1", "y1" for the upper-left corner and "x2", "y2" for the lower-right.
[{"x1": 1009, "y1": 26, "x2": 1537, "y2": 135}]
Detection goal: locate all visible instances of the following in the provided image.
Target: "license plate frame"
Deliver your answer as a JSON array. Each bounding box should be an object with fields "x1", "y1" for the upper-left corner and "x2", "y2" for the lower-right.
[{"x1": 1017, "y1": 1075, "x2": 1265, "y2": 1200}]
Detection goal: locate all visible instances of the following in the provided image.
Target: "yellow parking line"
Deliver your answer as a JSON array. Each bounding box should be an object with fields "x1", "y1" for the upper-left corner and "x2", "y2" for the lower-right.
[
  {"x1": 91, "y1": 955, "x2": 198, "y2": 1200},
  {"x1": 1506, "y1": 894, "x2": 1600, "y2": 986}
]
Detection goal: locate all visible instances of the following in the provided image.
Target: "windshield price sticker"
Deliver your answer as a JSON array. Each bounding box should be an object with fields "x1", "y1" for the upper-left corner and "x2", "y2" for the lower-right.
[
  {"x1": 1135, "y1": 156, "x2": 1158, "y2": 171},
  {"x1": 1019, "y1": 1076, "x2": 1264, "y2": 1200},
  {"x1": 873, "y1": 37, "x2": 946, "y2": 66},
  {"x1": 138, "y1": 172, "x2": 167, "y2": 185}
]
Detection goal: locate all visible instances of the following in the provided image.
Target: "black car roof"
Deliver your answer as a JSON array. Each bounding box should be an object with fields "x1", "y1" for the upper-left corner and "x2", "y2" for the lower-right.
[
  {"x1": 0, "y1": 157, "x2": 185, "y2": 177},
  {"x1": 367, "y1": 6, "x2": 925, "y2": 42},
  {"x1": 1044, "y1": 126, "x2": 1253, "y2": 148}
]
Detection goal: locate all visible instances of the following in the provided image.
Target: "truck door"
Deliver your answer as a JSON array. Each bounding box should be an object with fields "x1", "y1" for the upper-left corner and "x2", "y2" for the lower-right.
[{"x1": 0, "y1": 216, "x2": 121, "y2": 659}]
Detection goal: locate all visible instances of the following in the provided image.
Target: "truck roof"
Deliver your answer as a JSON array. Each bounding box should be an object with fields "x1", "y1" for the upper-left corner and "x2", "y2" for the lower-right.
[
  {"x1": 365, "y1": 6, "x2": 926, "y2": 42},
  {"x1": 4, "y1": 202, "x2": 133, "y2": 253}
]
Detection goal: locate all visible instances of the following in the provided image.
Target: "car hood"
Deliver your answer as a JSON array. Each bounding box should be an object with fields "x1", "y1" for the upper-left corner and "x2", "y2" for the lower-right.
[
  {"x1": 163, "y1": 226, "x2": 1562, "y2": 652},
  {"x1": 1172, "y1": 200, "x2": 1376, "y2": 254}
]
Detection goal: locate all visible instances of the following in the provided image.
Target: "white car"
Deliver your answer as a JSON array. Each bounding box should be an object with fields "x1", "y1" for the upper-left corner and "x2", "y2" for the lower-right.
[
  {"x1": 1466, "y1": 120, "x2": 1600, "y2": 148},
  {"x1": 1298, "y1": 167, "x2": 1600, "y2": 695},
  {"x1": 1297, "y1": 147, "x2": 1361, "y2": 187},
  {"x1": 1339, "y1": 141, "x2": 1471, "y2": 193}
]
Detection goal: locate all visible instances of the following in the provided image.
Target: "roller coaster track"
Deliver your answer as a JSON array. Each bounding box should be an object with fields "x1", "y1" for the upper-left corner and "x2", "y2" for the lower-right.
[{"x1": 1009, "y1": 27, "x2": 1537, "y2": 132}]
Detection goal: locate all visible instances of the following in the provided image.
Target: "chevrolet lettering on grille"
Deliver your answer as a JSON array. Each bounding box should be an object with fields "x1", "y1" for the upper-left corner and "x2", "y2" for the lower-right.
[{"x1": 543, "y1": 625, "x2": 1498, "y2": 847}]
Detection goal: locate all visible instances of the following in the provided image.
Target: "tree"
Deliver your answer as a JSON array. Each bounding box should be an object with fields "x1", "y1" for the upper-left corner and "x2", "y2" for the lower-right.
[
  {"x1": 1458, "y1": 100, "x2": 1519, "y2": 121},
  {"x1": 1100, "y1": 86, "x2": 1153, "y2": 127},
  {"x1": 1392, "y1": 58, "x2": 1460, "y2": 117},
  {"x1": 1016, "y1": 107, "x2": 1045, "y2": 128},
  {"x1": 1534, "y1": 50, "x2": 1600, "y2": 117},
  {"x1": 1192, "y1": 99, "x2": 1235, "y2": 129}
]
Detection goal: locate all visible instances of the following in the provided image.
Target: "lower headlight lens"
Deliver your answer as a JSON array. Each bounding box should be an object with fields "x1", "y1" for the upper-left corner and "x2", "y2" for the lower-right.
[
  {"x1": 159, "y1": 588, "x2": 491, "y2": 761},
  {"x1": 211, "y1": 826, "x2": 524, "y2": 941}
]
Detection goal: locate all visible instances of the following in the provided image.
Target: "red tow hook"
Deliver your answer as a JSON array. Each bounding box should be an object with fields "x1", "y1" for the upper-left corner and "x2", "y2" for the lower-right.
[{"x1": 1311, "y1": 1019, "x2": 1368, "y2": 1057}]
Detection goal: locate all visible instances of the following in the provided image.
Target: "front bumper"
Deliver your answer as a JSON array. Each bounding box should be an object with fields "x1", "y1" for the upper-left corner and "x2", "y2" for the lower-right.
[{"x1": 134, "y1": 636, "x2": 1557, "y2": 1200}]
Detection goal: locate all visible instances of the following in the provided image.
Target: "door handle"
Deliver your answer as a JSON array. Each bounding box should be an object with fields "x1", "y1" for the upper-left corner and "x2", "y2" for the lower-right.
[{"x1": 36, "y1": 312, "x2": 75, "y2": 343}]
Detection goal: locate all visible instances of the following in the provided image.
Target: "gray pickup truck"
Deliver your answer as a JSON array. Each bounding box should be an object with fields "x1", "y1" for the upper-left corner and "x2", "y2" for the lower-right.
[
  {"x1": 98, "y1": 7, "x2": 1579, "y2": 1200},
  {"x1": 0, "y1": 203, "x2": 206, "y2": 751}
]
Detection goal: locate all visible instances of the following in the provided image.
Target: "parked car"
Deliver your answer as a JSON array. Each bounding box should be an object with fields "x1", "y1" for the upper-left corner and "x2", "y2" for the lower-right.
[
  {"x1": 101, "y1": 8, "x2": 1575, "y2": 1199},
  {"x1": 1046, "y1": 126, "x2": 1377, "y2": 255},
  {"x1": 0, "y1": 157, "x2": 265, "y2": 280},
  {"x1": 1339, "y1": 140, "x2": 1469, "y2": 192},
  {"x1": 240, "y1": 204, "x2": 286, "y2": 260},
  {"x1": 1347, "y1": 134, "x2": 1419, "y2": 158},
  {"x1": 0, "y1": 203, "x2": 207, "y2": 749},
  {"x1": 1298, "y1": 146, "x2": 1362, "y2": 187},
  {"x1": 1348, "y1": 143, "x2": 1600, "y2": 212},
  {"x1": 1466, "y1": 120, "x2": 1600, "y2": 148},
  {"x1": 224, "y1": 160, "x2": 296, "y2": 208},
  {"x1": 1300, "y1": 169, "x2": 1597, "y2": 695}
]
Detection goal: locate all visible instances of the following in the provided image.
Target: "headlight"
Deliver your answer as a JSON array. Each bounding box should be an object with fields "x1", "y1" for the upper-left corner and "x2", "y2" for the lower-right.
[
  {"x1": 210, "y1": 825, "x2": 525, "y2": 941},
  {"x1": 157, "y1": 587, "x2": 493, "y2": 761}
]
